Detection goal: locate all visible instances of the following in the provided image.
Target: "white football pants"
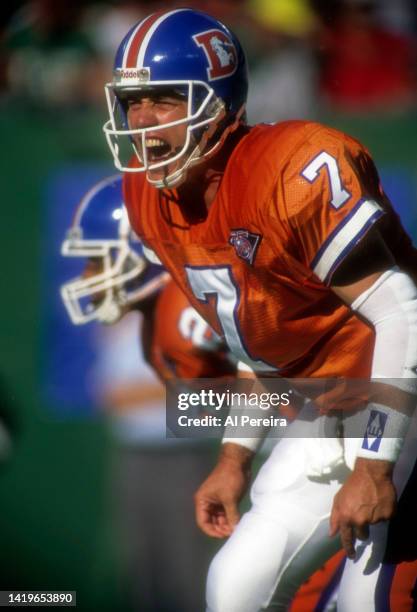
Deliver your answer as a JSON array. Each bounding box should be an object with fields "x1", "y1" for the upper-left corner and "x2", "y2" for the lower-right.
[{"x1": 206, "y1": 414, "x2": 417, "y2": 612}]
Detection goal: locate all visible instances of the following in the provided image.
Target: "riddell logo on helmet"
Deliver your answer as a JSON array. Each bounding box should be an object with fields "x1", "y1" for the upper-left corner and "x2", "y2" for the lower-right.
[
  {"x1": 115, "y1": 68, "x2": 150, "y2": 82},
  {"x1": 193, "y1": 29, "x2": 237, "y2": 80}
]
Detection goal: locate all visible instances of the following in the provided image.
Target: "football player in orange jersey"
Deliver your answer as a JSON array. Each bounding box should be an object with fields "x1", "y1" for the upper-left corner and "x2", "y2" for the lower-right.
[{"x1": 102, "y1": 9, "x2": 417, "y2": 609}]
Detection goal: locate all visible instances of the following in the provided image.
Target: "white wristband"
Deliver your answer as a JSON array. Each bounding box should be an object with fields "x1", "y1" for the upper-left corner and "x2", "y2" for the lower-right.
[
  {"x1": 222, "y1": 436, "x2": 264, "y2": 453},
  {"x1": 222, "y1": 362, "x2": 270, "y2": 453}
]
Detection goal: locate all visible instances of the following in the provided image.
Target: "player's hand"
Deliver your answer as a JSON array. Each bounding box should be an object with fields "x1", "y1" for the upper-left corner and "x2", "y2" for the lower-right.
[
  {"x1": 194, "y1": 443, "x2": 253, "y2": 538},
  {"x1": 329, "y1": 458, "x2": 397, "y2": 559}
]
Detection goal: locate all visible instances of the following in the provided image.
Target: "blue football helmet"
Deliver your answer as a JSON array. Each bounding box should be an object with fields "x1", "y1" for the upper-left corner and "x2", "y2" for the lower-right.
[
  {"x1": 61, "y1": 175, "x2": 169, "y2": 325},
  {"x1": 103, "y1": 8, "x2": 248, "y2": 188}
]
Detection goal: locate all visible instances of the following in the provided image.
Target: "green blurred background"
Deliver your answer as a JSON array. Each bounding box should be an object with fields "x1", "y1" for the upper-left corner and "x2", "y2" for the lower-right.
[{"x1": 0, "y1": 107, "x2": 123, "y2": 610}]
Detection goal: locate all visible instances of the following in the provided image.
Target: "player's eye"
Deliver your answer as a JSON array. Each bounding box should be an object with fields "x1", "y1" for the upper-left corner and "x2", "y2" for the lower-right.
[
  {"x1": 126, "y1": 98, "x2": 143, "y2": 108},
  {"x1": 154, "y1": 97, "x2": 181, "y2": 108}
]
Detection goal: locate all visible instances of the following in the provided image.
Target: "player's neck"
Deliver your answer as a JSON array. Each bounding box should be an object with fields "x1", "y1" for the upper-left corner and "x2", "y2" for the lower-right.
[
  {"x1": 177, "y1": 124, "x2": 250, "y2": 211},
  {"x1": 180, "y1": 167, "x2": 222, "y2": 210}
]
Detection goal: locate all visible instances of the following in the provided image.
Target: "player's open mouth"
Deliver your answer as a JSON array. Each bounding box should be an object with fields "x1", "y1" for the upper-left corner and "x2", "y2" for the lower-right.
[{"x1": 145, "y1": 137, "x2": 173, "y2": 162}]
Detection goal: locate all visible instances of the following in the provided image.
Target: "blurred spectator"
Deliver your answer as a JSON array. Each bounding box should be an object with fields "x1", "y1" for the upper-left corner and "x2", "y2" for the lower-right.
[
  {"x1": 245, "y1": 0, "x2": 319, "y2": 123},
  {"x1": 1, "y1": 0, "x2": 104, "y2": 108},
  {"x1": 247, "y1": 0, "x2": 316, "y2": 38},
  {"x1": 82, "y1": 1, "x2": 144, "y2": 71},
  {"x1": 313, "y1": 0, "x2": 417, "y2": 113},
  {"x1": 185, "y1": 0, "x2": 245, "y2": 23},
  {"x1": 373, "y1": 0, "x2": 417, "y2": 36}
]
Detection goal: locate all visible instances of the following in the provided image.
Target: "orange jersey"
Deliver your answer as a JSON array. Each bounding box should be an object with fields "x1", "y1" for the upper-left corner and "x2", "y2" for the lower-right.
[
  {"x1": 125, "y1": 121, "x2": 417, "y2": 384},
  {"x1": 150, "y1": 279, "x2": 236, "y2": 380}
]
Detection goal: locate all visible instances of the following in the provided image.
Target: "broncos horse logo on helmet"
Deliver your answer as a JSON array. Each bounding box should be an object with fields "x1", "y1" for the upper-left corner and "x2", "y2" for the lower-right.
[
  {"x1": 61, "y1": 175, "x2": 169, "y2": 325},
  {"x1": 103, "y1": 8, "x2": 248, "y2": 188}
]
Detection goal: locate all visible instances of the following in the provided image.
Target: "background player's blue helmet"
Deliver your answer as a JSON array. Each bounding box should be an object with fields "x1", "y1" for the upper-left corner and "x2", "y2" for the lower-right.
[
  {"x1": 103, "y1": 8, "x2": 248, "y2": 188},
  {"x1": 61, "y1": 175, "x2": 169, "y2": 325}
]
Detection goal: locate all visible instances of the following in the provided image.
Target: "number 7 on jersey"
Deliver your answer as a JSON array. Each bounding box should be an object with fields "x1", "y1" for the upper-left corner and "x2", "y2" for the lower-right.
[
  {"x1": 301, "y1": 151, "x2": 351, "y2": 209},
  {"x1": 185, "y1": 265, "x2": 276, "y2": 372}
]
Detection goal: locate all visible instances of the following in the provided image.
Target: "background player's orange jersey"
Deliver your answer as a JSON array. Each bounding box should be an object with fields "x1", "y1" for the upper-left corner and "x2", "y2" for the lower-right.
[
  {"x1": 125, "y1": 121, "x2": 417, "y2": 386},
  {"x1": 149, "y1": 279, "x2": 236, "y2": 380}
]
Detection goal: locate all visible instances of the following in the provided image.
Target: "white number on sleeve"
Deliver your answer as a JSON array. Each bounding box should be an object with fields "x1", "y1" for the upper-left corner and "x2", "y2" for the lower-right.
[
  {"x1": 185, "y1": 266, "x2": 277, "y2": 372},
  {"x1": 301, "y1": 151, "x2": 350, "y2": 209}
]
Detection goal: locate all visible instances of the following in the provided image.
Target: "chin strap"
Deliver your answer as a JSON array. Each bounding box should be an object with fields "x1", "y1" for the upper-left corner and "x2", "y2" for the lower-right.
[{"x1": 197, "y1": 103, "x2": 246, "y2": 164}]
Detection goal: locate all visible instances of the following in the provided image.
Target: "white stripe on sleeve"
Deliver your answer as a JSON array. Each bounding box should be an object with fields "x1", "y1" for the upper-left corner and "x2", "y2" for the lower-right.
[{"x1": 312, "y1": 199, "x2": 383, "y2": 284}]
